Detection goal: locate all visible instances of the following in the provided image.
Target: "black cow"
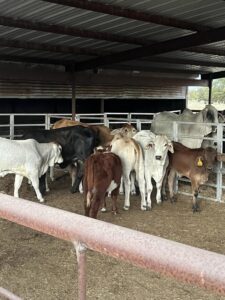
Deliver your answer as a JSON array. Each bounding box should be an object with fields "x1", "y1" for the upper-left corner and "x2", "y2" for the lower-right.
[{"x1": 22, "y1": 125, "x2": 98, "y2": 193}]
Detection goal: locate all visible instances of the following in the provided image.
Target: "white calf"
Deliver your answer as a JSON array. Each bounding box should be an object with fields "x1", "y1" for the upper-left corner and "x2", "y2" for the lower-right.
[
  {"x1": 133, "y1": 131, "x2": 173, "y2": 209},
  {"x1": 110, "y1": 134, "x2": 146, "y2": 210},
  {"x1": 0, "y1": 138, "x2": 63, "y2": 202}
]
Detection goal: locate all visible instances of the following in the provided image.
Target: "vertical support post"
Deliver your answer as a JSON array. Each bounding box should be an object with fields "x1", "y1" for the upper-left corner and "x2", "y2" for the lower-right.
[
  {"x1": 104, "y1": 113, "x2": 109, "y2": 127},
  {"x1": 216, "y1": 123, "x2": 223, "y2": 202},
  {"x1": 208, "y1": 78, "x2": 212, "y2": 105},
  {"x1": 45, "y1": 114, "x2": 50, "y2": 129},
  {"x1": 71, "y1": 70, "x2": 76, "y2": 121},
  {"x1": 173, "y1": 121, "x2": 178, "y2": 193},
  {"x1": 9, "y1": 114, "x2": 14, "y2": 140},
  {"x1": 136, "y1": 119, "x2": 141, "y2": 131},
  {"x1": 74, "y1": 242, "x2": 87, "y2": 300}
]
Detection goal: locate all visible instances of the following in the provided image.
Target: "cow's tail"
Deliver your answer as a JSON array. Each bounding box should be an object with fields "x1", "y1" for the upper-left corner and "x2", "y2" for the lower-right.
[{"x1": 85, "y1": 156, "x2": 95, "y2": 207}]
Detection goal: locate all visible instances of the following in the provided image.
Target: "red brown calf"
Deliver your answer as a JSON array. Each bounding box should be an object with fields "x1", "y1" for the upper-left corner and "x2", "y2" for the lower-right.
[
  {"x1": 166, "y1": 142, "x2": 218, "y2": 212},
  {"x1": 83, "y1": 152, "x2": 122, "y2": 219}
]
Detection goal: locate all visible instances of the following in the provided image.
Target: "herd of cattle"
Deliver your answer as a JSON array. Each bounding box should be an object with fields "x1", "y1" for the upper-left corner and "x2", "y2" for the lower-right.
[{"x1": 0, "y1": 104, "x2": 225, "y2": 219}]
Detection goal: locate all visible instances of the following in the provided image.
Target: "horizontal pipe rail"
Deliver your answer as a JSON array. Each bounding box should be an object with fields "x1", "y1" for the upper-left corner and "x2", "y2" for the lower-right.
[
  {"x1": 1, "y1": 194, "x2": 225, "y2": 296},
  {"x1": 0, "y1": 287, "x2": 22, "y2": 300}
]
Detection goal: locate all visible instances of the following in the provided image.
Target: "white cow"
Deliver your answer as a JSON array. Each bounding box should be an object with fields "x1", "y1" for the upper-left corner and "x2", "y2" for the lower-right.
[
  {"x1": 133, "y1": 131, "x2": 174, "y2": 209},
  {"x1": 151, "y1": 105, "x2": 219, "y2": 148},
  {"x1": 111, "y1": 123, "x2": 137, "y2": 138},
  {"x1": 0, "y1": 138, "x2": 63, "y2": 202},
  {"x1": 110, "y1": 134, "x2": 146, "y2": 210}
]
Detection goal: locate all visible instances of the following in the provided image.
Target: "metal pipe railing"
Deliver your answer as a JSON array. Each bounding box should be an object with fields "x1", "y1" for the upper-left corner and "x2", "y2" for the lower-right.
[
  {"x1": 1, "y1": 194, "x2": 225, "y2": 299},
  {"x1": 0, "y1": 287, "x2": 22, "y2": 300}
]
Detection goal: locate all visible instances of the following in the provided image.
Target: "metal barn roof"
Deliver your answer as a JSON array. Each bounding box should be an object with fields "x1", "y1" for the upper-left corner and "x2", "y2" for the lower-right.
[{"x1": 0, "y1": 0, "x2": 224, "y2": 82}]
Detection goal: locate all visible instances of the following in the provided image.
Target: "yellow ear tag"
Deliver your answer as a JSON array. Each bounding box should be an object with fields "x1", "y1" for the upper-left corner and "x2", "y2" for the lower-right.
[{"x1": 197, "y1": 158, "x2": 203, "y2": 167}]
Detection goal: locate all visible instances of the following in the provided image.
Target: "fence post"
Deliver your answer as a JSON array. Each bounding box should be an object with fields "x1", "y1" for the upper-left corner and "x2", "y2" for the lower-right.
[
  {"x1": 216, "y1": 123, "x2": 223, "y2": 202},
  {"x1": 9, "y1": 114, "x2": 14, "y2": 139},
  {"x1": 172, "y1": 121, "x2": 179, "y2": 193},
  {"x1": 45, "y1": 114, "x2": 50, "y2": 129},
  {"x1": 74, "y1": 242, "x2": 87, "y2": 300},
  {"x1": 104, "y1": 113, "x2": 109, "y2": 127},
  {"x1": 136, "y1": 119, "x2": 141, "y2": 131}
]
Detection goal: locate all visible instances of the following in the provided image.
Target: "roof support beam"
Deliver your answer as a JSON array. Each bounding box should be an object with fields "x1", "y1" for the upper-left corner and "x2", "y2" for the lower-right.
[
  {"x1": 0, "y1": 37, "x2": 104, "y2": 56},
  {"x1": 0, "y1": 15, "x2": 146, "y2": 46},
  {"x1": 202, "y1": 71, "x2": 225, "y2": 80},
  {"x1": 186, "y1": 46, "x2": 225, "y2": 57},
  {"x1": 0, "y1": 62, "x2": 208, "y2": 86},
  {"x1": 43, "y1": 0, "x2": 209, "y2": 32},
  {"x1": 141, "y1": 57, "x2": 225, "y2": 68},
  {"x1": 75, "y1": 25, "x2": 225, "y2": 71}
]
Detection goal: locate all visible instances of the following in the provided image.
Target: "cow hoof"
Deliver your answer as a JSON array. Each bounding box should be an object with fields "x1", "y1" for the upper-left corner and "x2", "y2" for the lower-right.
[
  {"x1": 131, "y1": 191, "x2": 136, "y2": 195},
  {"x1": 112, "y1": 210, "x2": 117, "y2": 215},
  {"x1": 101, "y1": 207, "x2": 107, "y2": 213},
  {"x1": 46, "y1": 188, "x2": 50, "y2": 192},
  {"x1": 39, "y1": 199, "x2": 45, "y2": 203},
  {"x1": 162, "y1": 194, "x2": 167, "y2": 201},
  {"x1": 157, "y1": 200, "x2": 162, "y2": 205},
  {"x1": 70, "y1": 188, "x2": 78, "y2": 194},
  {"x1": 192, "y1": 205, "x2": 201, "y2": 213},
  {"x1": 141, "y1": 205, "x2": 151, "y2": 211},
  {"x1": 123, "y1": 206, "x2": 130, "y2": 211}
]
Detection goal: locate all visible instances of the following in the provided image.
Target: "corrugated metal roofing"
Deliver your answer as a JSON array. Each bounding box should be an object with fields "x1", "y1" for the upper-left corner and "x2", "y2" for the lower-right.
[{"x1": 0, "y1": 0, "x2": 224, "y2": 76}]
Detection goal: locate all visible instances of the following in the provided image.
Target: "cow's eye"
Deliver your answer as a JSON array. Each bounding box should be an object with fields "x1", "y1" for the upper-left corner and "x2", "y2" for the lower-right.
[{"x1": 164, "y1": 144, "x2": 167, "y2": 147}]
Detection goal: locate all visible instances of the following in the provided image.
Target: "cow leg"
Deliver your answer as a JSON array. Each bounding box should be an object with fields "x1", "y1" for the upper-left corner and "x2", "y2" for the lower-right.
[
  {"x1": 168, "y1": 169, "x2": 176, "y2": 203},
  {"x1": 50, "y1": 166, "x2": 54, "y2": 181},
  {"x1": 14, "y1": 175, "x2": 24, "y2": 198},
  {"x1": 45, "y1": 172, "x2": 50, "y2": 192},
  {"x1": 111, "y1": 188, "x2": 119, "y2": 215},
  {"x1": 130, "y1": 172, "x2": 136, "y2": 195},
  {"x1": 162, "y1": 167, "x2": 169, "y2": 201},
  {"x1": 191, "y1": 180, "x2": 200, "y2": 213},
  {"x1": 100, "y1": 195, "x2": 107, "y2": 212},
  {"x1": 30, "y1": 175, "x2": 44, "y2": 202},
  {"x1": 89, "y1": 193, "x2": 103, "y2": 219},
  {"x1": 71, "y1": 160, "x2": 83, "y2": 193},
  {"x1": 156, "y1": 178, "x2": 163, "y2": 205},
  {"x1": 68, "y1": 164, "x2": 77, "y2": 187},
  {"x1": 123, "y1": 173, "x2": 131, "y2": 210},
  {"x1": 119, "y1": 176, "x2": 124, "y2": 195},
  {"x1": 39, "y1": 174, "x2": 46, "y2": 196}
]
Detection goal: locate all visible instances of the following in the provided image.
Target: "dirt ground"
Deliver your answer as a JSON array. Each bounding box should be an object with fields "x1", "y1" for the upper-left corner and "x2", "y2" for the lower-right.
[{"x1": 1, "y1": 171, "x2": 225, "y2": 300}]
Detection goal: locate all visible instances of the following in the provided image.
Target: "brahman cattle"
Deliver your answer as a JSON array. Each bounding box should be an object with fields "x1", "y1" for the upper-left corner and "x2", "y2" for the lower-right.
[
  {"x1": 21, "y1": 125, "x2": 98, "y2": 194},
  {"x1": 111, "y1": 123, "x2": 137, "y2": 138},
  {"x1": 0, "y1": 137, "x2": 63, "y2": 202},
  {"x1": 110, "y1": 134, "x2": 146, "y2": 211},
  {"x1": 151, "y1": 105, "x2": 219, "y2": 148},
  {"x1": 165, "y1": 142, "x2": 218, "y2": 212},
  {"x1": 133, "y1": 131, "x2": 174, "y2": 209},
  {"x1": 83, "y1": 151, "x2": 122, "y2": 219}
]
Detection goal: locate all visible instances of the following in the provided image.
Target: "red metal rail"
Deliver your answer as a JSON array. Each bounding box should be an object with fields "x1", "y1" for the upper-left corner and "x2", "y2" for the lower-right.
[{"x1": 1, "y1": 194, "x2": 225, "y2": 299}]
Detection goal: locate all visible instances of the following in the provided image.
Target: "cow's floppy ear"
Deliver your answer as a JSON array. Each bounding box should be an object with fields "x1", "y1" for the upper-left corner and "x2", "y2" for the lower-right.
[
  {"x1": 196, "y1": 156, "x2": 204, "y2": 167},
  {"x1": 167, "y1": 141, "x2": 174, "y2": 153}
]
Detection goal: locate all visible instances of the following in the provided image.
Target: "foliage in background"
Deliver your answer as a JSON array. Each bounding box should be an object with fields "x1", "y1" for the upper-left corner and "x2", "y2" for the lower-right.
[{"x1": 187, "y1": 78, "x2": 225, "y2": 103}]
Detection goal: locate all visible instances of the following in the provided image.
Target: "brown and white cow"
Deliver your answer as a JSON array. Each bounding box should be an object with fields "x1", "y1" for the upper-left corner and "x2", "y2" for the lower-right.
[
  {"x1": 51, "y1": 118, "x2": 113, "y2": 146},
  {"x1": 110, "y1": 134, "x2": 146, "y2": 211},
  {"x1": 83, "y1": 151, "x2": 122, "y2": 219},
  {"x1": 164, "y1": 142, "x2": 218, "y2": 212}
]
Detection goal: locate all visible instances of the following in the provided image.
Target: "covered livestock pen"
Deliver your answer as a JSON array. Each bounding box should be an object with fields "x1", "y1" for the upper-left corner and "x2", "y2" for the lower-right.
[{"x1": 0, "y1": 0, "x2": 225, "y2": 299}]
